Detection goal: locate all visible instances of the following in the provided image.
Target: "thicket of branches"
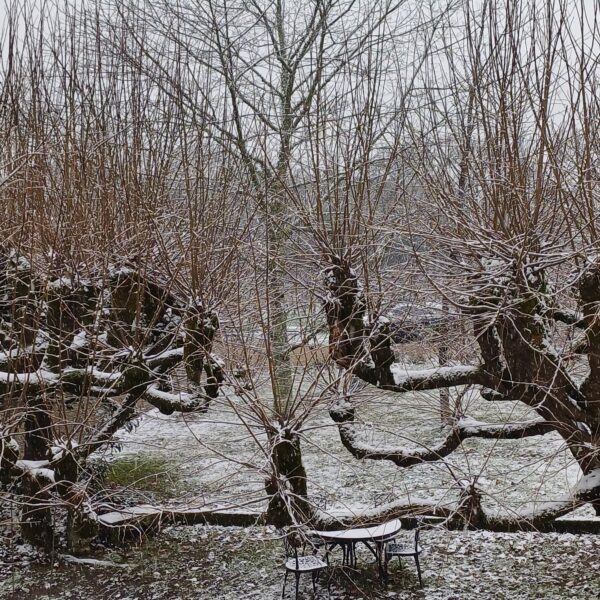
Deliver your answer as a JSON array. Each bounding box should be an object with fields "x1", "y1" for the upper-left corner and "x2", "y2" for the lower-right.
[{"x1": 2, "y1": 0, "x2": 600, "y2": 552}]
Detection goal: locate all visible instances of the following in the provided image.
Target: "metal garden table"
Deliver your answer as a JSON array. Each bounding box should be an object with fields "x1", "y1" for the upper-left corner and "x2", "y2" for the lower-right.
[{"x1": 309, "y1": 518, "x2": 402, "y2": 579}]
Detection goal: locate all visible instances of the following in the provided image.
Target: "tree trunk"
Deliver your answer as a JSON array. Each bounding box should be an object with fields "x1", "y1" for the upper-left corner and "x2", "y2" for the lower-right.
[
  {"x1": 20, "y1": 472, "x2": 55, "y2": 551},
  {"x1": 23, "y1": 393, "x2": 53, "y2": 461},
  {"x1": 265, "y1": 432, "x2": 310, "y2": 527}
]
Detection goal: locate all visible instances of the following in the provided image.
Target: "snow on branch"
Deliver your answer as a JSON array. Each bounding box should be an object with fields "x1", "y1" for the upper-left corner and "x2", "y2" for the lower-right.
[
  {"x1": 143, "y1": 384, "x2": 209, "y2": 414},
  {"x1": 387, "y1": 364, "x2": 485, "y2": 392},
  {"x1": 144, "y1": 346, "x2": 184, "y2": 370},
  {"x1": 0, "y1": 369, "x2": 59, "y2": 393},
  {"x1": 315, "y1": 471, "x2": 599, "y2": 532},
  {"x1": 455, "y1": 416, "x2": 556, "y2": 439},
  {"x1": 330, "y1": 398, "x2": 555, "y2": 468},
  {"x1": 12, "y1": 459, "x2": 54, "y2": 482}
]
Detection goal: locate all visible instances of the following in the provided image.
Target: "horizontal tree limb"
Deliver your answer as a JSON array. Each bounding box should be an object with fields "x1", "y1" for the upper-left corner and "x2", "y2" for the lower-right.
[
  {"x1": 455, "y1": 417, "x2": 556, "y2": 439},
  {"x1": 344, "y1": 361, "x2": 488, "y2": 394},
  {"x1": 144, "y1": 346, "x2": 184, "y2": 371},
  {"x1": 143, "y1": 385, "x2": 209, "y2": 415},
  {"x1": 313, "y1": 500, "x2": 453, "y2": 530},
  {"x1": 384, "y1": 364, "x2": 486, "y2": 392},
  {"x1": 0, "y1": 367, "x2": 123, "y2": 396},
  {"x1": 331, "y1": 399, "x2": 555, "y2": 467},
  {"x1": 97, "y1": 505, "x2": 264, "y2": 540},
  {"x1": 0, "y1": 370, "x2": 59, "y2": 394},
  {"x1": 314, "y1": 500, "x2": 599, "y2": 533}
]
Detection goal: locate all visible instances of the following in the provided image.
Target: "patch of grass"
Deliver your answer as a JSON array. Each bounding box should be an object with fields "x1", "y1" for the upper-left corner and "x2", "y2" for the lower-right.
[{"x1": 104, "y1": 455, "x2": 182, "y2": 498}]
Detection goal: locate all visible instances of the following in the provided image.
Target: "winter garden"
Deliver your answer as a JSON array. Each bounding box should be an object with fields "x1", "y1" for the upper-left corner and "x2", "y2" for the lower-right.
[{"x1": 2, "y1": 0, "x2": 600, "y2": 598}]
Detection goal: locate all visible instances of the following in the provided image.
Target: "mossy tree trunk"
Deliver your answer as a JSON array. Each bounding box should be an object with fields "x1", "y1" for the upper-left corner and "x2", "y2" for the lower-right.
[{"x1": 265, "y1": 430, "x2": 310, "y2": 527}]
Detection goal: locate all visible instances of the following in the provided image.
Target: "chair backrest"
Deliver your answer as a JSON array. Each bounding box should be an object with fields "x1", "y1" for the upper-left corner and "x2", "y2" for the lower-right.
[
  {"x1": 413, "y1": 525, "x2": 420, "y2": 551},
  {"x1": 413, "y1": 516, "x2": 425, "y2": 551},
  {"x1": 283, "y1": 530, "x2": 301, "y2": 569}
]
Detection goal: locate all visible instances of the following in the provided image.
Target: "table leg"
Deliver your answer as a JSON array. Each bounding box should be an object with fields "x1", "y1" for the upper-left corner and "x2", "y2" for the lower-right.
[
  {"x1": 340, "y1": 542, "x2": 357, "y2": 568},
  {"x1": 376, "y1": 541, "x2": 385, "y2": 582},
  {"x1": 340, "y1": 544, "x2": 349, "y2": 567},
  {"x1": 361, "y1": 540, "x2": 378, "y2": 561},
  {"x1": 324, "y1": 543, "x2": 332, "y2": 566},
  {"x1": 343, "y1": 542, "x2": 353, "y2": 568}
]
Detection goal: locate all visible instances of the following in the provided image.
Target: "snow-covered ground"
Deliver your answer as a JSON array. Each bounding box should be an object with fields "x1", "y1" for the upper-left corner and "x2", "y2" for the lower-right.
[
  {"x1": 95, "y1": 381, "x2": 591, "y2": 521},
  {"x1": 3, "y1": 372, "x2": 598, "y2": 599},
  {"x1": 2, "y1": 525, "x2": 599, "y2": 599}
]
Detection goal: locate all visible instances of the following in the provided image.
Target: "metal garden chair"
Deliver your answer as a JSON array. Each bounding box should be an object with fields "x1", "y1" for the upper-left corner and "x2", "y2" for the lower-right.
[
  {"x1": 384, "y1": 517, "x2": 425, "y2": 588},
  {"x1": 282, "y1": 530, "x2": 328, "y2": 599}
]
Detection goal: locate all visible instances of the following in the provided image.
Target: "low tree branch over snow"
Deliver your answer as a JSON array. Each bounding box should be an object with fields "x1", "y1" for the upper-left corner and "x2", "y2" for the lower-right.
[
  {"x1": 387, "y1": 365, "x2": 486, "y2": 393},
  {"x1": 330, "y1": 397, "x2": 555, "y2": 467},
  {"x1": 314, "y1": 472, "x2": 600, "y2": 533}
]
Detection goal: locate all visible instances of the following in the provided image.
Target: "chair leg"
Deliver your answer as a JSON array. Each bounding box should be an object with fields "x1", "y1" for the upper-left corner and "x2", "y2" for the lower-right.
[
  {"x1": 282, "y1": 571, "x2": 288, "y2": 599},
  {"x1": 415, "y1": 555, "x2": 423, "y2": 588},
  {"x1": 312, "y1": 571, "x2": 317, "y2": 594},
  {"x1": 295, "y1": 572, "x2": 300, "y2": 600}
]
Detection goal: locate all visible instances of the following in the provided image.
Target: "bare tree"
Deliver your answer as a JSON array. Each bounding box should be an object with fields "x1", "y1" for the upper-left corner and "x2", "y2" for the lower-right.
[
  {"x1": 105, "y1": 0, "x2": 442, "y2": 528},
  {"x1": 321, "y1": 0, "x2": 600, "y2": 526},
  {"x1": 4, "y1": 0, "x2": 600, "y2": 558}
]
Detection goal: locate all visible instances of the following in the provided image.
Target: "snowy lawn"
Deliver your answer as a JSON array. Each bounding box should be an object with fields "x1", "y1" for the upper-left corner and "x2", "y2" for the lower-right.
[
  {"x1": 93, "y1": 378, "x2": 591, "y2": 521},
  {"x1": 1, "y1": 525, "x2": 599, "y2": 599},
  {"x1": 3, "y1": 368, "x2": 599, "y2": 599}
]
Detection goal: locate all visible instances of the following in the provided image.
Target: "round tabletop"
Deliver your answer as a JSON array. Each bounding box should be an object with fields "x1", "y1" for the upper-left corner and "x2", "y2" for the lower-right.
[{"x1": 310, "y1": 518, "x2": 402, "y2": 542}]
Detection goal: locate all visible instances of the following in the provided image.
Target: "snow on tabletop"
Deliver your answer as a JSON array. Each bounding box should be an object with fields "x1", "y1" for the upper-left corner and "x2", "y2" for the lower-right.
[{"x1": 310, "y1": 518, "x2": 402, "y2": 540}]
